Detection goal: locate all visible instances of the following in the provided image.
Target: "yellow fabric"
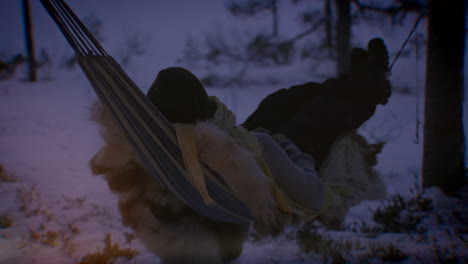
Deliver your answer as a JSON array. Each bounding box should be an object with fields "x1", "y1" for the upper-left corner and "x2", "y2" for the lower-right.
[
  {"x1": 256, "y1": 152, "x2": 340, "y2": 221},
  {"x1": 174, "y1": 123, "x2": 214, "y2": 205}
]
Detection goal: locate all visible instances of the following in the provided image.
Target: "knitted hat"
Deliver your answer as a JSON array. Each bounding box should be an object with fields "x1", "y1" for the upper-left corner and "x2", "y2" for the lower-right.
[{"x1": 147, "y1": 67, "x2": 216, "y2": 124}]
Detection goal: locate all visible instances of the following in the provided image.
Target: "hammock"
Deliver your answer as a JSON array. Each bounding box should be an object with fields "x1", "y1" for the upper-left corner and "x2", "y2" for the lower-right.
[{"x1": 40, "y1": 0, "x2": 252, "y2": 223}]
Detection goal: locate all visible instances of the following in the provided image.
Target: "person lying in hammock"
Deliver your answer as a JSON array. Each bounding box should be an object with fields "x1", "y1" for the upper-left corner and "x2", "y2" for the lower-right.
[
  {"x1": 89, "y1": 39, "x2": 388, "y2": 262},
  {"x1": 90, "y1": 66, "x2": 347, "y2": 264}
]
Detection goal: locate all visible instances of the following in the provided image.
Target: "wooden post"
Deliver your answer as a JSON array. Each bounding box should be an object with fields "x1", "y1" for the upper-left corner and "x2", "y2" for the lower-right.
[{"x1": 22, "y1": 0, "x2": 37, "y2": 82}]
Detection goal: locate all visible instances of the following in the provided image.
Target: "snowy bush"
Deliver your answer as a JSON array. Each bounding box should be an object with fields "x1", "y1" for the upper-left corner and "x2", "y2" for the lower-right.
[{"x1": 372, "y1": 190, "x2": 433, "y2": 233}]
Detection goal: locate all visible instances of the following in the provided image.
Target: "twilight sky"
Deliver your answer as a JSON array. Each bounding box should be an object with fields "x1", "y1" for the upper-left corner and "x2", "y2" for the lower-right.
[
  {"x1": 1, "y1": 0, "x2": 433, "y2": 86},
  {"x1": 0, "y1": 0, "x2": 466, "y2": 120}
]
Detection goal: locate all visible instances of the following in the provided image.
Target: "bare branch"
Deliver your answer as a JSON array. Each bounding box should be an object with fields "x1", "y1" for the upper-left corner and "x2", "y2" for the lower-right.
[
  {"x1": 352, "y1": 0, "x2": 401, "y2": 16},
  {"x1": 351, "y1": 0, "x2": 428, "y2": 26},
  {"x1": 285, "y1": 18, "x2": 325, "y2": 44}
]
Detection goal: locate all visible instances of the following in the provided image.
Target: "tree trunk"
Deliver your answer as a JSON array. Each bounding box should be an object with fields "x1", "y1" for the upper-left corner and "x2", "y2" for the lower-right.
[
  {"x1": 324, "y1": 0, "x2": 333, "y2": 49},
  {"x1": 271, "y1": 0, "x2": 279, "y2": 37},
  {"x1": 22, "y1": 0, "x2": 37, "y2": 82},
  {"x1": 423, "y1": 0, "x2": 466, "y2": 194},
  {"x1": 335, "y1": 0, "x2": 351, "y2": 76}
]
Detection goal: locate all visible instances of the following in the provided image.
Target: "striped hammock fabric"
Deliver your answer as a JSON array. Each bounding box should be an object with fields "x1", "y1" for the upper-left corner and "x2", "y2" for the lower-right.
[{"x1": 40, "y1": 0, "x2": 252, "y2": 223}]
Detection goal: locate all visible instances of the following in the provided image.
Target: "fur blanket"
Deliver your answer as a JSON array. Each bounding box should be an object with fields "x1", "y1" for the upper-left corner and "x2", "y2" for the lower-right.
[
  {"x1": 89, "y1": 100, "x2": 387, "y2": 263},
  {"x1": 89, "y1": 101, "x2": 279, "y2": 264},
  {"x1": 317, "y1": 132, "x2": 387, "y2": 229}
]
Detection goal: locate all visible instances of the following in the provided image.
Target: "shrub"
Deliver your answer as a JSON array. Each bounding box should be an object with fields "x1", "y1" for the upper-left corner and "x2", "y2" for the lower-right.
[
  {"x1": 0, "y1": 215, "x2": 13, "y2": 229},
  {"x1": 373, "y1": 243, "x2": 408, "y2": 262},
  {"x1": 0, "y1": 165, "x2": 16, "y2": 182},
  {"x1": 372, "y1": 191, "x2": 432, "y2": 233},
  {"x1": 78, "y1": 233, "x2": 138, "y2": 264},
  {"x1": 296, "y1": 222, "x2": 363, "y2": 263}
]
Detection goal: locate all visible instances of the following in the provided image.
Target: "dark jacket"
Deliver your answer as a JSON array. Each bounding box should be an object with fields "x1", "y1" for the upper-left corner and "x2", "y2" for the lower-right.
[{"x1": 243, "y1": 38, "x2": 391, "y2": 168}]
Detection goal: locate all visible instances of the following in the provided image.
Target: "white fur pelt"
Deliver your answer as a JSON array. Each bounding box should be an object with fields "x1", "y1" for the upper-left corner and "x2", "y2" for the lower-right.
[
  {"x1": 194, "y1": 122, "x2": 279, "y2": 232},
  {"x1": 88, "y1": 101, "x2": 278, "y2": 264},
  {"x1": 318, "y1": 132, "x2": 387, "y2": 228}
]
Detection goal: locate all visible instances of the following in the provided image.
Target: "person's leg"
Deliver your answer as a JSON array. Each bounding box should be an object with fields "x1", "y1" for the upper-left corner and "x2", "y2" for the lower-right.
[{"x1": 253, "y1": 132, "x2": 324, "y2": 211}]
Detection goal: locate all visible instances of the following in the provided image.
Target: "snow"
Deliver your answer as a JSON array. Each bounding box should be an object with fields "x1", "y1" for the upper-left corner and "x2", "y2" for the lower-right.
[
  {"x1": 1, "y1": 78, "x2": 466, "y2": 263},
  {"x1": 0, "y1": 0, "x2": 467, "y2": 263}
]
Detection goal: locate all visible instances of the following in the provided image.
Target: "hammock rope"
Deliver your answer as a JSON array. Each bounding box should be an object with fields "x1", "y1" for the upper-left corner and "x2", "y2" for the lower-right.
[
  {"x1": 389, "y1": 10, "x2": 426, "y2": 72},
  {"x1": 41, "y1": 0, "x2": 252, "y2": 223}
]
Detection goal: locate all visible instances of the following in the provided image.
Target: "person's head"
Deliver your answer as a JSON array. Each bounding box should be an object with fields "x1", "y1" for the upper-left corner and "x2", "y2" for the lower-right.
[{"x1": 147, "y1": 67, "x2": 216, "y2": 124}]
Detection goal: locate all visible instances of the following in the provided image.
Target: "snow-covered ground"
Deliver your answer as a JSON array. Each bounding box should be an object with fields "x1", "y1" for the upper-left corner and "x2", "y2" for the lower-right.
[
  {"x1": 0, "y1": 78, "x2": 466, "y2": 263},
  {"x1": 1, "y1": 0, "x2": 467, "y2": 263}
]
